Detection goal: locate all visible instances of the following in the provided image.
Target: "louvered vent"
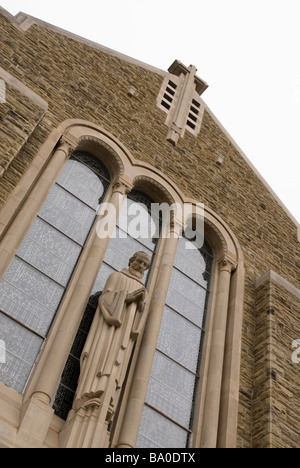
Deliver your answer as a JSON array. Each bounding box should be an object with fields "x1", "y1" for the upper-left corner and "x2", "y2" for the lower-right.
[
  {"x1": 186, "y1": 99, "x2": 201, "y2": 131},
  {"x1": 161, "y1": 80, "x2": 178, "y2": 111},
  {"x1": 157, "y1": 62, "x2": 207, "y2": 144}
]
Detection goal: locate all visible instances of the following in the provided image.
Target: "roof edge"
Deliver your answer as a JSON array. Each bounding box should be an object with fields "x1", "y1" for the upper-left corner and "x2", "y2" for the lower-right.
[
  {"x1": 1, "y1": 7, "x2": 299, "y2": 240},
  {"x1": 0, "y1": 7, "x2": 167, "y2": 77},
  {"x1": 201, "y1": 98, "x2": 300, "y2": 241}
]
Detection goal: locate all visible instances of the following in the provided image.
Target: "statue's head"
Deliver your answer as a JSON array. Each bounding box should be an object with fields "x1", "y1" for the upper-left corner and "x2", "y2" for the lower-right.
[{"x1": 128, "y1": 251, "x2": 151, "y2": 279}]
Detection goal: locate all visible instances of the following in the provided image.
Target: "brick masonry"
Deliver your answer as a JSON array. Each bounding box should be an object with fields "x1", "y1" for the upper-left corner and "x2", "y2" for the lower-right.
[
  {"x1": 0, "y1": 76, "x2": 47, "y2": 178},
  {"x1": 254, "y1": 277, "x2": 300, "y2": 448},
  {"x1": 0, "y1": 11, "x2": 299, "y2": 447}
]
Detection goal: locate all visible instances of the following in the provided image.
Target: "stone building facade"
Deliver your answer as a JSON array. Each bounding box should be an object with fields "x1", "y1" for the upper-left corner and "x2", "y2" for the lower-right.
[{"x1": 0, "y1": 8, "x2": 299, "y2": 448}]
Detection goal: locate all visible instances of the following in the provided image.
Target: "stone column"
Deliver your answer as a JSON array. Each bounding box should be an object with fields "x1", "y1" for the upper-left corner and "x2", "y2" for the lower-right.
[
  {"x1": 116, "y1": 219, "x2": 182, "y2": 448},
  {"x1": 0, "y1": 137, "x2": 74, "y2": 279},
  {"x1": 200, "y1": 254, "x2": 235, "y2": 448},
  {"x1": 217, "y1": 263, "x2": 244, "y2": 448},
  {"x1": 20, "y1": 177, "x2": 132, "y2": 447}
]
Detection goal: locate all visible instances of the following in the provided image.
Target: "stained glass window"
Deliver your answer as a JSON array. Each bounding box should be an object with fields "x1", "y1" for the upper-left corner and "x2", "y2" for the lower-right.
[
  {"x1": 137, "y1": 236, "x2": 214, "y2": 448},
  {"x1": 52, "y1": 291, "x2": 101, "y2": 420},
  {"x1": 53, "y1": 190, "x2": 158, "y2": 420},
  {"x1": 0, "y1": 151, "x2": 110, "y2": 394}
]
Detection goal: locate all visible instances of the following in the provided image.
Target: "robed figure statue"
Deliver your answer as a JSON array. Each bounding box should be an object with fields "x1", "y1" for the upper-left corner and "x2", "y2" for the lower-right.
[{"x1": 63, "y1": 251, "x2": 151, "y2": 448}]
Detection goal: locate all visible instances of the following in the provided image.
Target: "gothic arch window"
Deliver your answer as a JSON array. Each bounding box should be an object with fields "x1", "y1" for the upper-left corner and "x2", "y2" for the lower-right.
[
  {"x1": 0, "y1": 151, "x2": 110, "y2": 394},
  {"x1": 0, "y1": 122, "x2": 244, "y2": 448},
  {"x1": 53, "y1": 189, "x2": 159, "y2": 420},
  {"x1": 136, "y1": 236, "x2": 214, "y2": 448}
]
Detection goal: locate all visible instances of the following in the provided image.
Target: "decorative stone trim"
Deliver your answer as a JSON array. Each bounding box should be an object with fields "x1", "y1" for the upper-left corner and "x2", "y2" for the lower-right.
[
  {"x1": 56, "y1": 135, "x2": 77, "y2": 159},
  {"x1": 256, "y1": 270, "x2": 300, "y2": 300},
  {"x1": 157, "y1": 60, "x2": 208, "y2": 145},
  {"x1": 0, "y1": 67, "x2": 48, "y2": 178}
]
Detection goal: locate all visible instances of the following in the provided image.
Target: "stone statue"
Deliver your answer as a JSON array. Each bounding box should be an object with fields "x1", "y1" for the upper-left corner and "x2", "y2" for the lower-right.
[{"x1": 73, "y1": 251, "x2": 151, "y2": 425}]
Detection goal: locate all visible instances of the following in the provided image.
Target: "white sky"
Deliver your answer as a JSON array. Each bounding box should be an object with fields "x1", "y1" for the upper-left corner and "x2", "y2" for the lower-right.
[{"x1": 1, "y1": 0, "x2": 300, "y2": 224}]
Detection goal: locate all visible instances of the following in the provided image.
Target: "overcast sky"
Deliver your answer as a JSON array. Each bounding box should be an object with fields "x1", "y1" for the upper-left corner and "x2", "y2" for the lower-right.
[{"x1": 1, "y1": 0, "x2": 300, "y2": 224}]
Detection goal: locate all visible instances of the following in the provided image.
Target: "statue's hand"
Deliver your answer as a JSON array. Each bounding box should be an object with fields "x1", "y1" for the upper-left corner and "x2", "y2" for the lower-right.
[{"x1": 126, "y1": 288, "x2": 146, "y2": 305}]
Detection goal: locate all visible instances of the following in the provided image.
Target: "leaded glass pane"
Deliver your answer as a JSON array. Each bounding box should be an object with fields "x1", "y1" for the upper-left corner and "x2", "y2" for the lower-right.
[
  {"x1": 118, "y1": 198, "x2": 158, "y2": 251},
  {"x1": 149, "y1": 351, "x2": 195, "y2": 402},
  {"x1": 146, "y1": 377, "x2": 193, "y2": 429},
  {"x1": 136, "y1": 433, "x2": 161, "y2": 449},
  {"x1": 53, "y1": 292, "x2": 100, "y2": 419},
  {"x1": 105, "y1": 230, "x2": 153, "y2": 272},
  {"x1": 57, "y1": 159, "x2": 106, "y2": 210},
  {"x1": 53, "y1": 381, "x2": 77, "y2": 422},
  {"x1": 145, "y1": 351, "x2": 195, "y2": 427},
  {"x1": 157, "y1": 306, "x2": 201, "y2": 373},
  {"x1": 92, "y1": 262, "x2": 115, "y2": 295},
  {"x1": 69, "y1": 292, "x2": 100, "y2": 359},
  {"x1": 39, "y1": 184, "x2": 96, "y2": 245},
  {"x1": 71, "y1": 151, "x2": 110, "y2": 182},
  {"x1": 17, "y1": 218, "x2": 82, "y2": 287},
  {"x1": 0, "y1": 258, "x2": 64, "y2": 336},
  {"x1": 136, "y1": 406, "x2": 188, "y2": 448},
  {"x1": 58, "y1": 354, "x2": 80, "y2": 393},
  {"x1": 0, "y1": 313, "x2": 43, "y2": 393},
  {"x1": 174, "y1": 237, "x2": 209, "y2": 288},
  {"x1": 52, "y1": 353, "x2": 80, "y2": 420},
  {"x1": 128, "y1": 189, "x2": 155, "y2": 212},
  {"x1": 166, "y1": 269, "x2": 207, "y2": 327}
]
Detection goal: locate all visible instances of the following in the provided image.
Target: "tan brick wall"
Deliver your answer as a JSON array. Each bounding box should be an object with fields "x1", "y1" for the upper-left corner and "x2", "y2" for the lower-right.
[
  {"x1": 0, "y1": 75, "x2": 47, "y2": 183},
  {"x1": 254, "y1": 278, "x2": 300, "y2": 448},
  {"x1": 0, "y1": 12, "x2": 299, "y2": 447}
]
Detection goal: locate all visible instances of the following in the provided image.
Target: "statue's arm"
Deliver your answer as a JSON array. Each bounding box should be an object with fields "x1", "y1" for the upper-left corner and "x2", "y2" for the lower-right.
[
  {"x1": 98, "y1": 272, "x2": 126, "y2": 326},
  {"x1": 131, "y1": 289, "x2": 148, "y2": 339}
]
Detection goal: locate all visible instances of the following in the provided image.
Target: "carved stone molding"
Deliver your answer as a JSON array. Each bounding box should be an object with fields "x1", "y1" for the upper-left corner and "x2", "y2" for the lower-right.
[
  {"x1": 133, "y1": 175, "x2": 175, "y2": 205},
  {"x1": 218, "y1": 253, "x2": 238, "y2": 273},
  {"x1": 112, "y1": 176, "x2": 133, "y2": 196},
  {"x1": 56, "y1": 135, "x2": 77, "y2": 158},
  {"x1": 77, "y1": 134, "x2": 125, "y2": 178},
  {"x1": 157, "y1": 61, "x2": 208, "y2": 145}
]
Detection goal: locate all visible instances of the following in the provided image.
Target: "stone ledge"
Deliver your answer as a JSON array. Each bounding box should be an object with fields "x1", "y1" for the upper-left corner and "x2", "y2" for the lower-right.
[
  {"x1": 256, "y1": 269, "x2": 300, "y2": 300},
  {"x1": 0, "y1": 66, "x2": 48, "y2": 111}
]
